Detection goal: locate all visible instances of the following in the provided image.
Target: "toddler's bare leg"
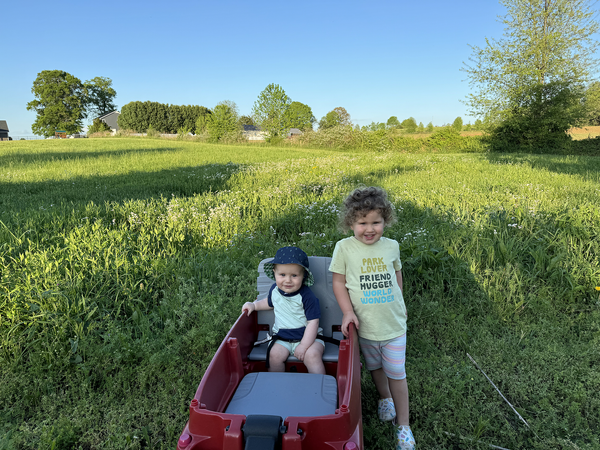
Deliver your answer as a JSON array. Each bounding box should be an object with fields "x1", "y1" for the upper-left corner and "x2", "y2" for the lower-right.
[
  {"x1": 269, "y1": 343, "x2": 289, "y2": 372},
  {"x1": 303, "y1": 342, "x2": 325, "y2": 374}
]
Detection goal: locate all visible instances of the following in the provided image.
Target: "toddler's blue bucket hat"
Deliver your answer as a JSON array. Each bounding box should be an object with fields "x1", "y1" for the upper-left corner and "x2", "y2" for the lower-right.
[{"x1": 264, "y1": 246, "x2": 314, "y2": 286}]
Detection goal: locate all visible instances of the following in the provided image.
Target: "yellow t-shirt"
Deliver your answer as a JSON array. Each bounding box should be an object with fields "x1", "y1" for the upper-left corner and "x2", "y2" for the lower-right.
[{"x1": 329, "y1": 236, "x2": 407, "y2": 341}]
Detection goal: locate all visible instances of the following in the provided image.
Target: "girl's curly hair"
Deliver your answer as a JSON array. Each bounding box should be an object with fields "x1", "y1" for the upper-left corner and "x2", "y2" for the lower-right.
[{"x1": 339, "y1": 186, "x2": 396, "y2": 231}]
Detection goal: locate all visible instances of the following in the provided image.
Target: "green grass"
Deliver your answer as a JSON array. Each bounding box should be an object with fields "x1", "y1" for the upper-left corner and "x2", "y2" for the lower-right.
[{"x1": 1, "y1": 138, "x2": 599, "y2": 449}]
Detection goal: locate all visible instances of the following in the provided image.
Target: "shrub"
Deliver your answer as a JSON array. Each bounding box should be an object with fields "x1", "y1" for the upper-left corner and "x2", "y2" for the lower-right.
[
  {"x1": 177, "y1": 127, "x2": 191, "y2": 140},
  {"x1": 401, "y1": 117, "x2": 417, "y2": 133},
  {"x1": 294, "y1": 125, "x2": 485, "y2": 153},
  {"x1": 146, "y1": 125, "x2": 160, "y2": 138},
  {"x1": 220, "y1": 130, "x2": 246, "y2": 144},
  {"x1": 206, "y1": 103, "x2": 240, "y2": 142},
  {"x1": 423, "y1": 126, "x2": 485, "y2": 152},
  {"x1": 487, "y1": 81, "x2": 584, "y2": 152},
  {"x1": 452, "y1": 116, "x2": 463, "y2": 132},
  {"x1": 297, "y1": 125, "x2": 358, "y2": 149},
  {"x1": 87, "y1": 118, "x2": 111, "y2": 135}
]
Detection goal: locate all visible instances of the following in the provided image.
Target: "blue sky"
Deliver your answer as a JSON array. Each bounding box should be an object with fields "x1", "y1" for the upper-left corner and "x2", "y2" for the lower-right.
[{"x1": 1, "y1": 0, "x2": 508, "y2": 136}]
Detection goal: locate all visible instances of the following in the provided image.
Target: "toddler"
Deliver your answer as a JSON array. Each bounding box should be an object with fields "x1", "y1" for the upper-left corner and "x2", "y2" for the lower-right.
[
  {"x1": 329, "y1": 187, "x2": 416, "y2": 450},
  {"x1": 242, "y1": 246, "x2": 325, "y2": 374}
]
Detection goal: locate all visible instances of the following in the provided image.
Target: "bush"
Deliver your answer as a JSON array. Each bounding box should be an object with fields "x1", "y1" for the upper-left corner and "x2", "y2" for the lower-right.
[
  {"x1": 297, "y1": 126, "x2": 358, "y2": 149},
  {"x1": 206, "y1": 103, "x2": 240, "y2": 143},
  {"x1": 427, "y1": 126, "x2": 485, "y2": 152},
  {"x1": 220, "y1": 130, "x2": 246, "y2": 144},
  {"x1": 177, "y1": 127, "x2": 191, "y2": 140},
  {"x1": 146, "y1": 125, "x2": 160, "y2": 138},
  {"x1": 294, "y1": 125, "x2": 485, "y2": 153},
  {"x1": 87, "y1": 118, "x2": 111, "y2": 135},
  {"x1": 452, "y1": 116, "x2": 463, "y2": 132},
  {"x1": 401, "y1": 117, "x2": 417, "y2": 133},
  {"x1": 486, "y1": 81, "x2": 584, "y2": 153}
]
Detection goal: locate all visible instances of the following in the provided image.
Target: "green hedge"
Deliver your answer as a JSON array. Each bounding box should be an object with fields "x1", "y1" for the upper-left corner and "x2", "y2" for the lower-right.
[
  {"x1": 295, "y1": 126, "x2": 486, "y2": 153},
  {"x1": 118, "y1": 102, "x2": 211, "y2": 134}
]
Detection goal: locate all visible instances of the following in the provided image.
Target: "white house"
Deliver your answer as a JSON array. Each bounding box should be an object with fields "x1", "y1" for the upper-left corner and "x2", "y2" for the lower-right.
[{"x1": 99, "y1": 111, "x2": 120, "y2": 133}]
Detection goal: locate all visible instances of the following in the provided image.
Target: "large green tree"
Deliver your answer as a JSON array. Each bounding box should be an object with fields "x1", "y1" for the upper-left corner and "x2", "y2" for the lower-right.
[
  {"x1": 463, "y1": 0, "x2": 599, "y2": 146},
  {"x1": 284, "y1": 101, "x2": 316, "y2": 131},
  {"x1": 401, "y1": 117, "x2": 417, "y2": 133},
  {"x1": 452, "y1": 116, "x2": 463, "y2": 132},
  {"x1": 251, "y1": 83, "x2": 292, "y2": 140},
  {"x1": 27, "y1": 70, "x2": 87, "y2": 136},
  {"x1": 318, "y1": 111, "x2": 340, "y2": 130},
  {"x1": 84, "y1": 76, "x2": 117, "y2": 119},
  {"x1": 206, "y1": 101, "x2": 240, "y2": 142},
  {"x1": 387, "y1": 116, "x2": 401, "y2": 129},
  {"x1": 318, "y1": 107, "x2": 352, "y2": 130},
  {"x1": 332, "y1": 107, "x2": 352, "y2": 126}
]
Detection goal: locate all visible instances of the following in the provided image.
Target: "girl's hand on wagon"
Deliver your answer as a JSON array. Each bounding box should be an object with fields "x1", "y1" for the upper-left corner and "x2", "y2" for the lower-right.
[{"x1": 341, "y1": 311, "x2": 359, "y2": 337}]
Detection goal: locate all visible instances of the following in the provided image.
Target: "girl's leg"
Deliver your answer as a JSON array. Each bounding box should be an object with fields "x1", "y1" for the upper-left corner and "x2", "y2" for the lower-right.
[
  {"x1": 303, "y1": 342, "x2": 325, "y2": 374},
  {"x1": 389, "y1": 378, "x2": 410, "y2": 426},
  {"x1": 370, "y1": 367, "x2": 392, "y2": 399},
  {"x1": 268, "y1": 343, "x2": 290, "y2": 372},
  {"x1": 371, "y1": 368, "x2": 397, "y2": 421}
]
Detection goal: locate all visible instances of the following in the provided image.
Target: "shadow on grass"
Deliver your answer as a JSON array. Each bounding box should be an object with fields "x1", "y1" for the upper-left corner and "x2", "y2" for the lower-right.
[
  {"x1": 0, "y1": 163, "x2": 241, "y2": 210},
  {"x1": 0, "y1": 146, "x2": 181, "y2": 166},
  {"x1": 484, "y1": 152, "x2": 600, "y2": 182}
]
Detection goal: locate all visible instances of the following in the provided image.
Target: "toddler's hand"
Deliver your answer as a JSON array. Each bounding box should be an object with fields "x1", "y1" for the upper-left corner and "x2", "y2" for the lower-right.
[
  {"x1": 294, "y1": 344, "x2": 307, "y2": 361},
  {"x1": 341, "y1": 311, "x2": 359, "y2": 338},
  {"x1": 242, "y1": 302, "x2": 255, "y2": 316}
]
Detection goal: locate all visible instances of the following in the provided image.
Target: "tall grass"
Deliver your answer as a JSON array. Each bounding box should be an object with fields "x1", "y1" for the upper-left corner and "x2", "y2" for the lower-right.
[{"x1": 1, "y1": 138, "x2": 599, "y2": 449}]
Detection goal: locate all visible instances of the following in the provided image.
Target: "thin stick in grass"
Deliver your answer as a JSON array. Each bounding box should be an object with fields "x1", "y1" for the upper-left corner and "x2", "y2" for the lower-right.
[{"x1": 467, "y1": 353, "x2": 531, "y2": 430}]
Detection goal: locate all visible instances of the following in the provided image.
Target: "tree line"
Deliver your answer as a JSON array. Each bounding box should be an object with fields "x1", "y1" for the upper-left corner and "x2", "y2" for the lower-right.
[
  {"x1": 27, "y1": 0, "x2": 600, "y2": 152},
  {"x1": 117, "y1": 102, "x2": 210, "y2": 135}
]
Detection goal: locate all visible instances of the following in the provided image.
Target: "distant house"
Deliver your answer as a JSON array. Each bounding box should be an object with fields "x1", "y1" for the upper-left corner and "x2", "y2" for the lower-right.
[
  {"x1": 242, "y1": 124, "x2": 267, "y2": 141},
  {"x1": 0, "y1": 120, "x2": 9, "y2": 140},
  {"x1": 98, "y1": 111, "x2": 120, "y2": 133},
  {"x1": 241, "y1": 125, "x2": 303, "y2": 140}
]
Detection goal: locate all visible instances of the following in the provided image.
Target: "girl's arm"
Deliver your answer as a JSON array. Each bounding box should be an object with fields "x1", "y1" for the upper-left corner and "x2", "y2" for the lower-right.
[
  {"x1": 241, "y1": 298, "x2": 271, "y2": 316},
  {"x1": 396, "y1": 269, "x2": 403, "y2": 292},
  {"x1": 332, "y1": 272, "x2": 359, "y2": 337},
  {"x1": 396, "y1": 269, "x2": 406, "y2": 316}
]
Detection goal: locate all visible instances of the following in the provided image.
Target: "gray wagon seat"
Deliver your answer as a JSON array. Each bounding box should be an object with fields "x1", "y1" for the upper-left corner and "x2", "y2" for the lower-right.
[
  {"x1": 247, "y1": 256, "x2": 344, "y2": 364},
  {"x1": 226, "y1": 256, "x2": 343, "y2": 419}
]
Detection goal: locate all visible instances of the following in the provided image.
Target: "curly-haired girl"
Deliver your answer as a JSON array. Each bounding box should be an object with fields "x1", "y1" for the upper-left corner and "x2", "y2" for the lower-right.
[{"x1": 329, "y1": 186, "x2": 415, "y2": 450}]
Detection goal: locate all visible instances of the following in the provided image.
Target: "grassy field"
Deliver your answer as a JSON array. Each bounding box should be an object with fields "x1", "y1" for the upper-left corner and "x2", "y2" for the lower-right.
[{"x1": 1, "y1": 138, "x2": 599, "y2": 449}]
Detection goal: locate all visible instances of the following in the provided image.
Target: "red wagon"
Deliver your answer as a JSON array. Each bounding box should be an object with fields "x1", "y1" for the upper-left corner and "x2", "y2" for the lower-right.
[{"x1": 177, "y1": 256, "x2": 363, "y2": 450}]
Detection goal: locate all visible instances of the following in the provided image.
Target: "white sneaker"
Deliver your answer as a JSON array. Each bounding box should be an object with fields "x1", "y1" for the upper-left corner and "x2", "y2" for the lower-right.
[
  {"x1": 377, "y1": 397, "x2": 396, "y2": 422},
  {"x1": 396, "y1": 425, "x2": 416, "y2": 450}
]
